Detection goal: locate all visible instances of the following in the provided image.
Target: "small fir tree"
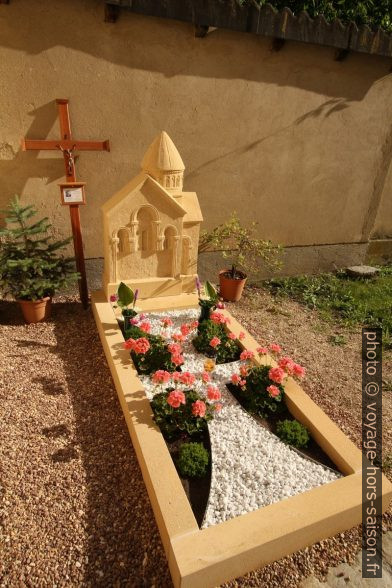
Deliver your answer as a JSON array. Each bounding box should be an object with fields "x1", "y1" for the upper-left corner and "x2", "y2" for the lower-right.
[{"x1": 0, "y1": 196, "x2": 78, "y2": 300}]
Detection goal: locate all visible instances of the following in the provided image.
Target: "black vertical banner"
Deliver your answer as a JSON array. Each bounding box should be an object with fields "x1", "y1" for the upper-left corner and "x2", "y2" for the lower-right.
[{"x1": 362, "y1": 328, "x2": 382, "y2": 578}]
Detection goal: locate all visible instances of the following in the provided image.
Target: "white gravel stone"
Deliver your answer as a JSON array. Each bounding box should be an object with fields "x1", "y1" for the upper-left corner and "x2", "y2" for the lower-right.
[{"x1": 138, "y1": 309, "x2": 341, "y2": 529}]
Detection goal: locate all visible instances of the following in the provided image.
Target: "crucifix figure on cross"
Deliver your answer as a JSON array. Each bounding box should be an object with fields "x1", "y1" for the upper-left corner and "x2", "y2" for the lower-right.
[
  {"x1": 22, "y1": 99, "x2": 110, "y2": 308},
  {"x1": 57, "y1": 143, "x2": 77, "y2": 177}
]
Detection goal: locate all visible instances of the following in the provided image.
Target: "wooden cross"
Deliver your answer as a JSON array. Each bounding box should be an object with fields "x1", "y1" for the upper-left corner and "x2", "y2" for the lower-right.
[{"x1": 22, "y1": 99, "x2": 110, "y2": 309}]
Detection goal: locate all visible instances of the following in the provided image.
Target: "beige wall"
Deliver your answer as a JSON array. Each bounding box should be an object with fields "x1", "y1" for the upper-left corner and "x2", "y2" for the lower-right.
[{"x1": 0, "y1": 0, "x2": 391, "y2": 271}]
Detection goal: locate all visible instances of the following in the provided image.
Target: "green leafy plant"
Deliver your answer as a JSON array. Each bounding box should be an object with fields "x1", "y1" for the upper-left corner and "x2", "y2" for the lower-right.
[
  {"x1": 329, "y1": 333, "x2": 347, "y2": 346},
  {"x1": 0, "y1": 196, "x2": 78, "y2": 300},
  {"x1": 199, "y1": 211, "x2": 282, "y2": 279},
  {"x1": 117, "y1": 281, "x2": 134, "y2": 308},
  {"x1": 113, "y1": 282, "x2": 139, "y2": 328},
  {"x1": 231, "y1": 364, "x2": 286, "y2": 417},
  {"x1": 276, "y1": 419, "x2": 310, "y2": 449},
  {"x1": 151, "y1": 388, "x2": 215, "y2": 440},
  {"x1": 192, "y1": 319, "x2": 241, "y2": 364},
  {"x1": 238, "y1": 1, "x2": 392, "y2": 33},
  {"x1": 176, "y1": 442, "x2": 210, "y2": 478}
]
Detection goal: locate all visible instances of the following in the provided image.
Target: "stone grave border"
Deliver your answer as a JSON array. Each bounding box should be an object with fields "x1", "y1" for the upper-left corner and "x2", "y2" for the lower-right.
[{"x1": 92, "y1": 290, "x2": 392, "y2": 588}]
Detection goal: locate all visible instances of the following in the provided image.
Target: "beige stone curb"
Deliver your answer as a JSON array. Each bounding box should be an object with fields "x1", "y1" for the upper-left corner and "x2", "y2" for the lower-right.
[{"x1": 92, "y1": 291, "x2": 392, "y2": 588}]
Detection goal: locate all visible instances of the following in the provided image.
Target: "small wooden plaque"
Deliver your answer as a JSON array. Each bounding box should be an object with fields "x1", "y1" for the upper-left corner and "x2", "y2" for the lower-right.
[{"x1": 59, "y1": 182, "x2": 86, "y2": 206}]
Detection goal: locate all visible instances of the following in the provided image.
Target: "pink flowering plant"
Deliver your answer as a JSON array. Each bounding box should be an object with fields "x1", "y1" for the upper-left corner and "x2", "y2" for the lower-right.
[
  {"x1": 151, "y1": 386, "x2": 216, "y2": 440},
  {"x1": 192, "y1": 310, "x2": 241, "y2": 363},
  {"x1": 123, "y1": 321, "x2": 183, "y2": 375},
  {"x1": 149, "y1": 368, "x2": 222, "y2": 439},
  {"x1": 229, "y1": 345, "x2": 306, "y2": 418}
]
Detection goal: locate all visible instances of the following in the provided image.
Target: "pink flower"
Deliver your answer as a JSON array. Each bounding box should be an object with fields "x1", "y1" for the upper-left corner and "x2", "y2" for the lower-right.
[
  {"x1": 240, "y1": 350, "x2": 254, "y2": 361},
  {"x1": 217, "y1": 301, "x2": 225, "y2": 309},
  {"x1": 110, "y1": 294, "x2": 118, "y2": 302},
  {"x1": 228, "y1": 332, "x2": 237, "y2": 340},
  {"x1": 239, "y1": 365, "x2": 248, "y2": 377},
  {"x1": 172, "y1": 371, "x2": 181, "y2": 382},
  {"x1": 239, "y1": 332, "x2": 245, "y2": 341},
  {"x1": 139, "y1": 313, "x2": 146, "y2": 320},
  {"x1": 257, "y1": 346, "x2": 268, "y2": 355},
  {"x1": 167, "y1": 389, "x2": 186, "y2": 408},
  {"x1": 239, "y1": 379, "x2": 247, "y2": 387},
  {"x1": 209, "y1": 336, "x2": 221, "y2": 348},
  {"x1": 152, "y1": 370, "x2": 171, "y2": 385},
  {"x1": 179, "y1": 371, "x2": 196, "y2": 386},
  {"x1": 190, "y1": 320, "x2": 199, "y2": 330},
  {"x1": 210, "y1": 312, "x2": 222, "y2": 324},
  {"x1": 133, "y1": 338, "x2": 150, "y2": 354},
  {"x1": 278, "y1": 356, "x2": 296, "y2": 374},
  {"x1": 171, "y1": 354, "x2": 184, "y2": 366},
  {"x1": 192, "y1": 400, "x2": 206, "y2": 418},
  {"x1": 293, "y1": 363, "x2": 306, "y2": 378},
  {"x1": 168, "y1": 343, "x2": 182, "y2": 354},
  {"x1": 172, "y1": 333, "x2": 186, "y2": 343},
  {"x1": 214, "y1": 403, "x2": 223, "y2": 412},
  {"x1": 210, "y1": 311, "x2": 230, "y2": 325},
  {"x1": 130, "y1": 317, "x2": 139, "y2": 325},
  {"x1": 231, "y1": 373, "x2": 241, "y2": 385},
  {"x1": 161, "y1": 317, "x2": 173, "y2": 327},
  {"x1": 139, "y1": 321, "x2": 151, "y2": 333},
  {"x1": 180, "y1": 323, "x2": 191, "y2": 336},
  {"x1": 201, "y1": 371, "x2": 211, "y2": 383},
  {"x1": 123, "y1": 338, "x2": 136, "y2": 350},
  {"x1": 269, "y1": 343, "x2": 282, "y2": 354},
  {"x1": 268, "y1": 366, "x2": 286, "y2": 384},
  {"x1": 207, "y1": 385, "x2": 221, "y2": 401},
  {"x1": 267, "y1": 385, "x2": 280, "y2": 398}
]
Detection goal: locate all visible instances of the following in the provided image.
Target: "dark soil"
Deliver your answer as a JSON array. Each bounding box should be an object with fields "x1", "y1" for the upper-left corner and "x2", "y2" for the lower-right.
[
  {"x1": 222, "y1": 269, "x2": 246, "y2": 280},
  {"x1": 226, "y1": 383, "x2": 338, "y2": 472},
  {"x1": 164, "y1": 430, "x2": 211, "y2": 527}
]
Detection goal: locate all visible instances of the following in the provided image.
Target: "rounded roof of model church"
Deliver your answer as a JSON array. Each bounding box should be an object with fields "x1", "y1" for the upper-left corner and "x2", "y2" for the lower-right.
[{"x1": 141, "y1": 131, "x2": 185, "y2": 175}]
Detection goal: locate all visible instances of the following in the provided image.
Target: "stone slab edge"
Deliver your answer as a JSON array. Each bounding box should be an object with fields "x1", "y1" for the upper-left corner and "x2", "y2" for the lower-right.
[{"x1": 91, "y1": 291, "x2": 392, "y2": 588}]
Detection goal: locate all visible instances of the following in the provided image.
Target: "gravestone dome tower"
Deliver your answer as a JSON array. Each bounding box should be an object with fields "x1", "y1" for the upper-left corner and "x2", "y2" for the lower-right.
[
  {"x1": 102, "y1": 131, "x2": 203, "y2": 300},
  {"x1": 141, "y1": 131, "x2": 185, "y2": 194}
]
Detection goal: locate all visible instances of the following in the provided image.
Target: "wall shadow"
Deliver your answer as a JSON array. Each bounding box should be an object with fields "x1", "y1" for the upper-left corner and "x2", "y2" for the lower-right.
[
  {"x1": 1, "y1": 0, "x2": 391, "y2": 252},
  {"x1": 0, "y1": 0, "x2": 389, "y2": 101},
  {"x1": 48, "y1": 300, "x2": 172, "y2": 586},
  {"x1": 0, "y1": 100, "x2": 66, "y2": 221}
]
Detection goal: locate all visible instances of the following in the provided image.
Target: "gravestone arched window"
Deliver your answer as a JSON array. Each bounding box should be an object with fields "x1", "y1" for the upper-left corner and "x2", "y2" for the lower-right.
[
  {"x1": 117, "y1": 228, "x2": 130, "y2": 255},
  {"x1": 136, "y1": 206, "x2": 156, "y2": 252}
]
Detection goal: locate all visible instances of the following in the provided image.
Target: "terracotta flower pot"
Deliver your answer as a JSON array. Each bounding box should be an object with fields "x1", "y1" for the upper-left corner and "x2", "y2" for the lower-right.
[
  {"x1": 18, "y1": 297, "x2": 52, "y2": 324},
  {"x1": 219, "y1": 269, "x2": 247, "y2": 302}
]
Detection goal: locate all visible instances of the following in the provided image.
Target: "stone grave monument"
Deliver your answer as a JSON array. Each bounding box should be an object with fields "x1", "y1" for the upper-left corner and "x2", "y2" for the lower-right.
[{"x1": 102, "y1": 131, "x2": 203, "y2": 300}]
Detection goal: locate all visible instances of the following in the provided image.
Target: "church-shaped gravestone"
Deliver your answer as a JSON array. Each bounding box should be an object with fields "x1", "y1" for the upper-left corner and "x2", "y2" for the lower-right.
[{"x1": 102, "y1": 131, "x2": 203, "y2": 300}]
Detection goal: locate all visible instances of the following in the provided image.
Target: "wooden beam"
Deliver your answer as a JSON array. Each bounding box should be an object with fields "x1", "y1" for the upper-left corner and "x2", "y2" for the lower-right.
[
  {"x1": 105, "y1": 3, "x2": 120, "y2": 23},
  {"x1": 0, "y1": 1, "x2": 10, "y2": 4},
  {"x1": 21, "y1": 139, "x2": 110, "y2": 151},
  {"x1": 195, "y1": 25, "x2": 209, "y2": 38}
]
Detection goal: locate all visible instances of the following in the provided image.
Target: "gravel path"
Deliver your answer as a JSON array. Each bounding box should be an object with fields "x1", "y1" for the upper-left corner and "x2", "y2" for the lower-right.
[
  {"x1": 1, "y1": 292, "x2": 390, "y2": 588},
  {"x1": 140, "y1": 308, "x2": 339, "y2": 528},
  {"x1": 0, "y1": 298, "x2": 171, "y2": 587}
]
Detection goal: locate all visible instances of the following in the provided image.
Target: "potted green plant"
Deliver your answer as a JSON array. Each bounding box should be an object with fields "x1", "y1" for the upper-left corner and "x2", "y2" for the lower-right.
[
  {"x1": 199, "y1": 212, "x2": 282, "y2": 302},
  {"x1": 0, "y1": 196, "x2": 78, "y2": 323},
  {"x1": 112, "y1": 282, "x2": 139, "y2": 331},
  {"x1": 195, "y1": 277, "x2": 219, "y2": 323}
]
